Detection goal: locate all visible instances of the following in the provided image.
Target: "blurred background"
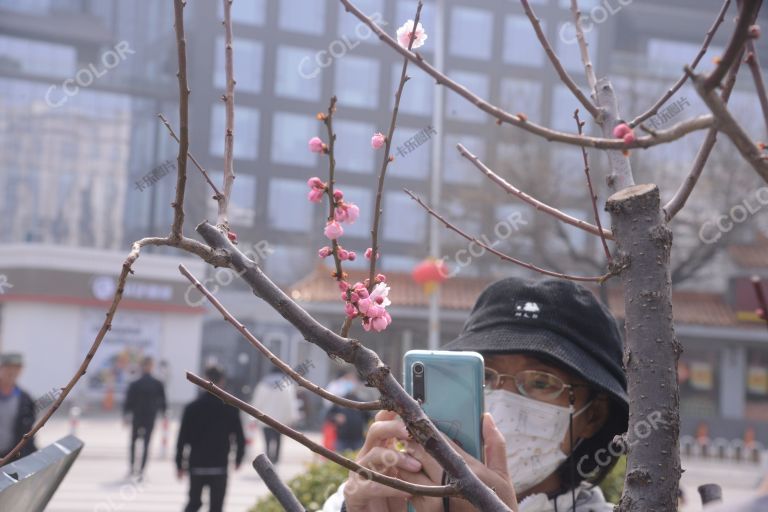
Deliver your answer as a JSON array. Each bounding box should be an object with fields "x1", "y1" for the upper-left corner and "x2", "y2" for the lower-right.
[{"x1": 1, "y1": 0, "x2": 768, "y2": 510}]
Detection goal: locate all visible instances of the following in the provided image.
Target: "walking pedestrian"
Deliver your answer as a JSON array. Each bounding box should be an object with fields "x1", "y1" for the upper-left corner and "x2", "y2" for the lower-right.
[
  {"x1": 252, "y1": 366, "x2": 300, "y2": 464},
  {"x1": 176, "y1": 365, "x2": 245, "y2": 512},
  {"x1": 0, "y1": 353, "x2": 36, "y2": 459},
  {"x1": 123, "y1": 356, "x2": 166, "y2": 479},
  {"x1": 326, "y1": 392, "x2": 372, "y2": 453}
]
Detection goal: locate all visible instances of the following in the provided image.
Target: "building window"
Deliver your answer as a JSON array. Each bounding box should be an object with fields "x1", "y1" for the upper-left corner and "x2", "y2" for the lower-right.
[
  {"x1": 503, "y1": 16, "x2": 545, "y2": 67},
  {"x1": 445, "y1": 71, "x2": 489, "y2": 123},
  {"x1": 334, "y1": 119, "x2": 376, "y2": 174},
  {"x1": 390, "y1": 125, "x2": 432, "y2": 179},
  {"x1": 271, "y1": 112, "x2": 317, "y2": 167},
  {"x1": 334, "y1": 56, "x2": 380, "y2": 109},
  {"x1": 499, "y1": 78, "x2": 542, "y2": 122},
  {"x1": 647, "y1": 39, "x2": 723, "y2": 78},
  {"x1": 383, "y1": 192, "x2": 427, "y2": 243},
  {"x1": 449, "y1": 7, "x2": 493, "y2": 60},
  {"x1": 391, "y1": 64, "x2": 433, "y2": 116},
  {"x1": 268, "y1": 179, "x2": 314, "y2": 232},
  {"x1": 218, "y1": 0, "x2": 265, "y2": 25},
  {"x1": 207, "y1": 172, "x2": 256, "y2": 227},
  {"x1": 550, "y1": 84, "x2": 581, "y2": 133},
  {"x1": 209, "y1": 104, "x2": 259, "y2": 160},
  {"x1": 746, "y1": 348, "x2": 768, "y2": 422},
  {"x1": 0, "y1": 35, "x2": 76, "y2": 78},
  {"x1": 679, "y1": 348, "x2": 719, "y2": 418},
  {"x1": 276, "y1": 46, "x2": 321, "y2": 101},
  {"x1": 337, "y1": 0, "x2": 383, "y2": 44},
  {"x1": 556, "y1": 22, "x2": 599, "y2": 74},
  {"x1": 278, "y1": 0, "x2": 325, "y2": 35},
  {"x1": 215, "y1": 37, "x2": 263, "y2": 94},
  {"x1": 443, "y1": 134, "x2": 484, "y2": 184}
]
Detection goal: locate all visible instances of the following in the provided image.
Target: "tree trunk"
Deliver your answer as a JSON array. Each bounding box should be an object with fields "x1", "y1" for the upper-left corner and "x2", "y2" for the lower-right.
[{"x1": 606, "y1": 184, "x2": 681, "y2": 512}]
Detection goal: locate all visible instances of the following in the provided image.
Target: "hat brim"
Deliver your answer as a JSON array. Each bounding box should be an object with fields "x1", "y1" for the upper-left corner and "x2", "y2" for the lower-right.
[{"x1": 443, "y1": 325, "x2": 629, "y2": 409}]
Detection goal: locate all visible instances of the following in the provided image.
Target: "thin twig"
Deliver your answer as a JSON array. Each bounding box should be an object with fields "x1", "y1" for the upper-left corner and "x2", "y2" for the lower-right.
[
  {"x1": 745, "y1": 38, "x2": 768, "y2": 137},
  {"x1": 170, "y1": 0, "x2": 189, "y2": 241},
  {"x1": 368, "y1": 1, "x2": 423, "y2": 290},
  {"x1": 521, "y1": 0, "x2": 599, "y2": 118},
  {"x1": 702, "y1": 0, "x2": 763, "y2": 90},
  {"x1": 457, "y1": 143, "x2": 613, "y2": 240},
  {"x1": 178, "y1": 264, "x2": 382, "y2": 410},
  {"x1": 188, "y1": 372, "x2": 460, "y2": 499},
  {"x1": 403, "y1": 190, "x2": 612, "y2": 283},
  {"x1": 665, "y1": 51, "x2": 744, "y2": 220},
  {"x1": 323, "y1": 97, "x2": 346, "y2": 282},
  {"x1": 570, "y1": 0, "x2": 597, "y2": 94},
  {"x1": 629, "y1": 0, "x2": 732, "y2": 128},
  {"x1": 689, "y1": 67, "x2": 768, "y2": 183},
  {"x1": 158, "y1": 114, "x2": 223, "y2": 200},
  {"x1": 338, "y1": 0, "x2": 713, "y2": 150},
  {"x1": 253, "y1": 455, "x2": 305, "y2": 512},
  {"x1": 574, "y1": 109, "x2": 612, "y2": 263},
  {"x1": 218, "y1": 0, "x2": 236, "y2": 229}
]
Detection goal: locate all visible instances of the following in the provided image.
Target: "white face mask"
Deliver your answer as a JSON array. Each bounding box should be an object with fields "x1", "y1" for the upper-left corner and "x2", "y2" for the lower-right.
[{"x1": 485, "y1": 389, "x2": 591, "y2": 494}]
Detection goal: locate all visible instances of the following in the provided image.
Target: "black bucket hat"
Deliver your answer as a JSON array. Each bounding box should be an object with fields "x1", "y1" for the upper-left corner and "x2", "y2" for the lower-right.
[{"x1": 443, "y1": 277, "x2": 628, "y2": 409}]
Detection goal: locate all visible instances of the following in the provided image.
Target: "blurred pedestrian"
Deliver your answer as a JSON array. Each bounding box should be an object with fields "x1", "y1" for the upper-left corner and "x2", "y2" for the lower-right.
[
  {"x1": 176, "y1": 365, "x2": 245, "y2": 512},
  {"x1": 252, "y1": 366, "x2": 300, "y2": 464},
  {"x1": 123, "y1": 356, "x2": 166, "y2": 479},
  {"x1": 0, "y1": 353, "x2": 36, "y2": 459},
  {"x1": 325, "y1": 392, "x2": 372, "y2": 453}
]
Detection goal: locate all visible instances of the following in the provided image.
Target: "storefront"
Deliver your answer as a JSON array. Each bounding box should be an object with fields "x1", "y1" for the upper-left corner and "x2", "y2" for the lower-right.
[{"x1": 0, "y1": 244, "x2": 207, "y2": 409}]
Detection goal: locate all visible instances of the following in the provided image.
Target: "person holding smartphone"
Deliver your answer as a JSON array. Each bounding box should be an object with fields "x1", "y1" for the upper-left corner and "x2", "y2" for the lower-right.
[{"x1": 322, "y1": 277, "x2": 629, "y2": 512}]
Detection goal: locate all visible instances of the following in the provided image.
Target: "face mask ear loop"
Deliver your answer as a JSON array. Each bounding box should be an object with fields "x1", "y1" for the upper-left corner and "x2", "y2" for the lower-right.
[{"x1": 568, "y1": 390, "x2": 576, "y2": 512}]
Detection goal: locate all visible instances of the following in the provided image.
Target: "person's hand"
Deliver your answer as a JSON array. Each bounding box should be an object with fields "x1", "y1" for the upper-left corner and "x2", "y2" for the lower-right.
[
  {"x1": 343, "y1": 410, "x2": 423, "y2": 512},
  {"x1": 402, "y1": 414, "x2": 518, "y2": 512},
  {"x1": 176, "y1": 469, "x2": 185, "y2": 481}
]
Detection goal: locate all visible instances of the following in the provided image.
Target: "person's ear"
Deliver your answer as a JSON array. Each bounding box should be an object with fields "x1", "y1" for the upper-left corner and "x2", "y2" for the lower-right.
[{"x1": 579, "y1": 394, "x2": 610, "y2": 439}]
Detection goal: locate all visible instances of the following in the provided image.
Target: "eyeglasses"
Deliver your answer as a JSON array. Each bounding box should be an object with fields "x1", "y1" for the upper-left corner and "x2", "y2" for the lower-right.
[{"x1": 484, "y1": 367, "x2": 585, "y2": 403}]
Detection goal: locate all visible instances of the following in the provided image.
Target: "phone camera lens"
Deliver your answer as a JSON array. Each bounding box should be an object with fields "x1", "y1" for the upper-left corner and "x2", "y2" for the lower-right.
[{"x1": 413, "y1": 363, "x2": 424, "y2": 376}]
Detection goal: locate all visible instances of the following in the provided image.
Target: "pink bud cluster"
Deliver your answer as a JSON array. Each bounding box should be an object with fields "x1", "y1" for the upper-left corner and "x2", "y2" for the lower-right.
[
  {"x1": 612, "y1": 123, "x2": 636, "y2": 144},
  {"x1": 339, "y1": 276, "x2": 392, "y2": 332}
]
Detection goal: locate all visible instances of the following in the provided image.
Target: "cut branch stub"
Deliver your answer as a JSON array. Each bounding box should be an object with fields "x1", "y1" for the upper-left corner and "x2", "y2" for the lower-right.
[{"x1": 606, "y1": 184, "x2": 681, "y2": 512}]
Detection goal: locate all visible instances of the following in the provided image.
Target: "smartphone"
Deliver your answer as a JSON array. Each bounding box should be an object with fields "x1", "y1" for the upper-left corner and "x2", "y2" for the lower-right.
[{"x1": 403, "y1": 349, "x2": 485, "y2": 462}]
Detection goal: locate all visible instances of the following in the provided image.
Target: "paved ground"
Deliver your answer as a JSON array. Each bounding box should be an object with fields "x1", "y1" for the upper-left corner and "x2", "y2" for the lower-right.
[
  {"x1": 37, "y1": 414, "x2": 324, "y2": 512},
  {"x1": 29, "y1": 413, "x2": 768, "y2": 511}
]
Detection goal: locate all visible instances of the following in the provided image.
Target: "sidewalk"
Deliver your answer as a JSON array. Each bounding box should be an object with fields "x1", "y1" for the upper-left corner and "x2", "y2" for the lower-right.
[{"x1": 37, "y1": 414, "x2": 324, "y2": 512}]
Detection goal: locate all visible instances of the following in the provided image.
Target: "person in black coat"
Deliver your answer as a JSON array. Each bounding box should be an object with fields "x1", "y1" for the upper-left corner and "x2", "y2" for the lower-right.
[
  {"x1": 123, "y1": 356, "x2": 167, "y2": 479},
  {"x1": 176, "y1": 365, "x2": 245, "y2": 512},
  {"x1": 326, "y1": 392, "x2": 372, "y2": 453},
  {"x1": 0, "y1": 353, "x2": 36, "y2": 460}
]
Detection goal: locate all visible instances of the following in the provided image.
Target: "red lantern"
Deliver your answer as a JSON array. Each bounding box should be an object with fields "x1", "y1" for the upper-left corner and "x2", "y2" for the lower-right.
[{"x1": 412, "y1": 258, "x2": 449, "y2": 294}]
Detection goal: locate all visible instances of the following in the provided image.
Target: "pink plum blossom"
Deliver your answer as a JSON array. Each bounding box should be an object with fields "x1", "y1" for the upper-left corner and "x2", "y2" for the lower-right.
[
  {"x1": 338, "y1": 281, "x2": 350, "y2": 292},
  {"x1": 365, "y1": 248, "x2": 380, "y2": 260},
  {"x1": 308, "y1": 188, "x2": 324, "y2": 203},
  {"x1": 307, "y1": 177, "x2": 325, "y2": 189},
  {"x1": 397, "y1": 20, "x2": 428, "y2": 49},
  {"x1": 338, "y1": 248, "x2": 349, "y2": 260},
  {"x1": 369, "y1": 282, "x2": 391, "y2": 308},
  {"x1": 357, "y1": 297, "x2": 372, "y2": 314},
  {"x1": 318, "y1": 246, "x2": 332, "y2": 258},
  {"x1": 371, "y1": 132, "x2": 386, "y2": 149},
  {"x1": 371, "y1": 315, "x2": 390, "y2": 332},
  {"x1": 335, "y1": 203, "x2": 360, "y2": 224},
  {"x1": 347, "y1": 251, "x2": 357, "y2": 261},
  {"x1": 308, "y1": 137, "x2": 325, "y2": 153},
  {"x1": 333, "y1": 190, "x2": 344, "y2": 201},
  {"x1": 345, "y1": 302, "x2": 358, "y2": 318},
  {"x1": 612, "y1": 123, "x2": 631, "y2": 139},
  {"x1": 376, "y1": 273, "x2": 387, "y2": 283},
  {"x1": 324, "y1": 221, "x2": 344, "y2": 240}
]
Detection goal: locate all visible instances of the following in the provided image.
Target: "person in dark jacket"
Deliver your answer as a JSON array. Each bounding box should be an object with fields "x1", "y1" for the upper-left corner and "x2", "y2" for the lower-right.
[
  {"x1": 123, "y1": 356, "x2": 166, "y2": 479},
  {"x1": 0, "y1": 352, "x2": 36, "y2": 459},
  {"x1": 326, "y1": 392, "x2": 372, "y2": 453},
  {"x1": 176, "y1": 365, "x2": 245, "y2": 512}
]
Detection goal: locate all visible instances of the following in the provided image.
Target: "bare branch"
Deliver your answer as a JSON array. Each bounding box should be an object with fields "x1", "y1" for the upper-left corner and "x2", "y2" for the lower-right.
[
  {"x1": 178, "y1": 263, "x2": 382, "y2": 410},
  {"x1": 170, "y1": 0, "x2": 189, "y2": 241},
  {"x1": 745, "y1": 39, "x2": 768, "y2": 137},
  {"x1": 570, "y1": 0, "x2": 597, "y2": 94},
  {"x1": 195, "y1": 221, "x2": 513, "y2": 510},
  {"x1": 338, "y1": 0, "x2": 713, "y2": 150},
  {"x1": 665, "y1": 52, "x2": 744, "y2": 220},
  {"x1": 218, "y1": 0, "x2": 235, "y2": 229},
  {"x1": 629, "y1": 0, "x2": 732, "y2": 128},
  {"x1": 595, "y1": 78, "x2": 636, "y2": 193},
  {"x1": 253, "y1": 454, "x2": 305, "y2": 512},
  {"x1": 368, "y1": 1, "x2": 423, "y2": 290},
  {"x1": 521, "y1": 0, "x2": 599, "y2": 117},
  {"x1": 403, "y1": 189, "x2": 613, "y2": 283},
  {"x1": 188, "y1": 372, "x2": 461, "y2": 499},
  {"x1": 158, "y1": 113, "x2": 223, "y2": 200},
  {"x1": 456, "y1": 143, "x2": 613, "y2": 240},
  {"x1": 702, "y1": 0, "x2": 763, "y2": 90},
  {"x1": 689, "y1": 67, "x2": 768, "y2": 183},
  {"x1": 574, "y1": 109, "x2": 612, "y2": 263}
]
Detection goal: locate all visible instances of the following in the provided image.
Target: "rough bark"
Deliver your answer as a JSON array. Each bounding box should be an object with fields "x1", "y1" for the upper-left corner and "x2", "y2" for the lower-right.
[{"x1": 606, "y1": 184, "x2": 681, "y2": 512}]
